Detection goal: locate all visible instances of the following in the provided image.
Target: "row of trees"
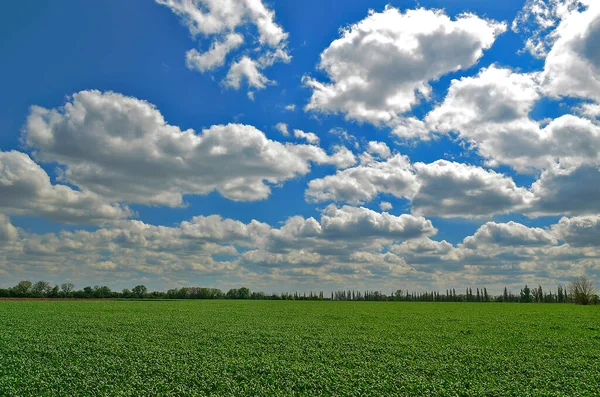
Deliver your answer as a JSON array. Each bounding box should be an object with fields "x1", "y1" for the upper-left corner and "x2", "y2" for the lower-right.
[
  {"x1": 0, "y1": 282, "x2": 325, "y2": 301},
  {"x1": 330, "y1": 279, "x2": 597, "y2": 305},
  {"x1": 1, "y1": 277, "x2": 596, "y2": 305}
]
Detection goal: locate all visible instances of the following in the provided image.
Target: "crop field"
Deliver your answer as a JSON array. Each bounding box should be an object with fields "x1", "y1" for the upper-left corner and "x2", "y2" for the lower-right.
[{"x1": 1, "y1": 301, "x2": 599, "y2": 396}]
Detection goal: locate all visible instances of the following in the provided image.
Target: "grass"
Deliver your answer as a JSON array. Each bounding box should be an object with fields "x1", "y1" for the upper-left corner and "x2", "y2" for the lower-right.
[{"x1": 1, "y1": 300, "x2": 599, "y2": 396}]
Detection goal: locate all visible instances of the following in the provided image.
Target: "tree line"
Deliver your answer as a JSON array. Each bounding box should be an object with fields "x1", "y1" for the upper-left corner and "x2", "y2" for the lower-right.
[{"x1": 0, "y1": 276, "x2": 596, "y2": 305}]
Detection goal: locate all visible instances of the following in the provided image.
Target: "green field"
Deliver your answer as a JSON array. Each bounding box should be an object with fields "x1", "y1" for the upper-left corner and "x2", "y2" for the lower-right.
[{"x1": 1, "y1": 301, "x2": 599, "y2": 396}]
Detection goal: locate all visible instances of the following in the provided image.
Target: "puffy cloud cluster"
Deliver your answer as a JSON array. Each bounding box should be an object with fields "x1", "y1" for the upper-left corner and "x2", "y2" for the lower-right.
[
  {"x1": 307, "y1": 155, "x2": 539, "y2": 218},
  {"x1": 552, "y1": 215, "x2": 600, "y2": 247},
  {"x1": 512, "y1": 0, "x2": 587, "y2": 58},
  {"x1": 426, "y1": 66, "x2": 600, "y2": 171},
  {"x1": 0, "y1": 206, "x2": 437, "y2": 288},
  {"x1": 537, "y1": 1, "x2": 600, "y2": 102},
  {"x1": 1, "y1": 210, "x2": 598, "y2": 292},
  {"x1": 462, "y1": 222, "x2": 558, "y2": 249},
  {"x1": 0, "y1": 214, "x2": 18, "y2": 245},
  {"x1": 411, "y1": 161, "x2": 533, "y2": 218},
  {"x1": 0, "y1": 150, "x2": 130, "y2": 224},
  {"x1": 293, "y1": 129, "x2": 320, "y2": 145},
  {"x1": 304, "y1": 6, "x2": 506, "y2": 134},
  {"x1": 306, "y1": 154, "x2": 417, "y2": 205},
  {"x1": 156, "y1": 0, "x2": 289, "y2": 93},
  {"x1": 425, "y1": 65, "x2": 600, "y2": 207},
  {"x1": 23, "y1": 90, "x2": 354, "y2": 207},
  {"x1": 307, "y1": 146, "x2": 600, "y2": 219}
]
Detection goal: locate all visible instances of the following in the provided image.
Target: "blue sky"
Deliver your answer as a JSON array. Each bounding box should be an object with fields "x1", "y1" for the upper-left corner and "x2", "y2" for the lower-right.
[{"x1": 1, "y1": 0, "x2": 599, "y2": 293}]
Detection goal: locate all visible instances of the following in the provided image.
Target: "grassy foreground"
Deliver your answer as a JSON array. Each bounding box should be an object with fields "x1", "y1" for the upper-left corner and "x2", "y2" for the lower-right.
[{"x1": 0, "y1": 301, "x2": 599, "y2": 396}]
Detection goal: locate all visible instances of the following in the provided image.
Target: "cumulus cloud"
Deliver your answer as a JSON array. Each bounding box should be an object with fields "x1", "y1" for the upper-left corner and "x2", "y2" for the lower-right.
[
  {"x1": 156, "y1": 0, "x2": 287, "y2": 45},
  {"x1": 577, "y1": 102, "x2": 600, "y2": 119},
  {"x1": 304, "y1": 6, "x2": 506, "y2": 128},
  {"x1": 379, "y1": 201, "x2": 393, "y2": 211},
  {"x1": 512, "y1": 0, "x2": 587, "y2": 58},
  {"x1": 224, "y1": 56, "x2": 271, "y2": 91},
  {"x1": 411, "y1": 161, "x2": 533, "y2": 218},
  {"x1": 0, "y1": 150, "x2": 130, "y2": 224},
  {"x1": 426, "y1": 66, "x2": 540, "y2": 136},
  {"x1": 536, "y1": 1, "x2": 600, "y2": 102},
  {"x1": 185, "y1": 32, "x2": 244, "y2": 72},
  {"x1": 427, "y1": 66, "x2": 600, "y2": 172},
  {"x1": 1, "y1": 208, "x2": 599, "y2": 292},
  {"x1": 462, "y1": 221, "x2": 558, "y2": 249},
  {"x1": 552, "y1": 215, "x2": 600, "y2": 247},
  {"x1": 318, "y1": 205, "x2": 436, "y2": 240},
  {"x1": 529, "y1": 162, "x2": 600, "y2": 216},
  {"x1": 307, "y1": 154, "x2": 533, "y2": 218},
  {"x1": 157, "y1": 0, "x2": 289, "y2": 91},
  {"x1": 274, "y1": 122, "x2": 289, "y2": 136},
  {"x1": 23, "y1": 90, "x2": 350, "y2": 206},
  {"x1": 0, "y1": 215, "x2": 18, "y2": 244},
  {"x1": 293, "y1": 129, "x2": 320, "y2": 145},
  {"x1": 367, "y1": 141, "x2": 391, "y2": 159},
  {"x1": 306, "y1": 154, "x2": 417, "y2": 205}
]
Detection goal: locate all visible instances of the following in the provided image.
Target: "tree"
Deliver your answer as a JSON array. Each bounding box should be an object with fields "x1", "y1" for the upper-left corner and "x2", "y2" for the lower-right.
[
  {"x1": 520, "y1": 285, "x2": 531, "y2": 303},
  {"x1": 13, "y1": 280, "x2": 32, "y2": 296},
  {"x1": 32, "y1": 281, "x2": 51, "y2": 296},
  {"x1": 93, "y1": 285, "x2": 111, "y2": 298},
  {"x1": 48, "y1": 285, "x2": 60, "y2": 298},
  {"x1": 569, "y1": 276, "x2": 597, "y2": 305},
  {"x1": 237, "y1": 287, "x2": 251, "y2": 299},
  {"x1": 132, "y1": 285, "x2": 147, "y2": 298},
  {"x1": 61, "y1": 283, "x2": 75, "y2": 296}
]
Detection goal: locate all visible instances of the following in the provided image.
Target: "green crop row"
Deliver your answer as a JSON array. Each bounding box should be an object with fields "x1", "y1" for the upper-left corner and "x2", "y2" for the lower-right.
[{"x1": 1, "y1": 301, "x2": 599, "y2": 396}]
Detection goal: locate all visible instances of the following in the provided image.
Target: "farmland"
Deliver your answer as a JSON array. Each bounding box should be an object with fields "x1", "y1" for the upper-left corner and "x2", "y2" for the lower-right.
[{"x1": 1, "y1": 301, "x2": 599, "y2": 396}]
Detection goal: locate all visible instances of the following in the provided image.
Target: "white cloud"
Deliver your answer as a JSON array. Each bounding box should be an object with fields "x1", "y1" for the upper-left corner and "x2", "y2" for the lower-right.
[
  {"x1": 304, "y1": 6, "x2": 506, "y2": 127},
  {"x1": 284, "y1": 104, "x2": 296, "y2": 111},
  {"x1": 326, "y1": 146, "x2": 357, "y2": 170},
  {"x1": 411, "y1": 161, "x2": 533, "y2": 218},
  {"x1": 390, "y1": 117, "x2": 430, "y2": 140},
  {"x1": 367, "y1": 141, "x2": 391, "y2": 159},
  {"x1": 426, "y1": 66, "x2": 540, "y2": 136},
  {"x1": 318, "y1": 205, "x2": 436, "y2": 240},
  {"x1": 426, "y1": 66, "x2": 600, "y2": 172},
  {"x1": 185, "y1": 32, "x2": 244, "y2": 72},
  {"x1": 512, "y1": 0, "x2": 586, "y2": 58},
  {"x1": 157, "y1": 0, "x2": 289, "y2": 92},
  {"x1": 274, "y1": 122, "x2": 289, "y2": 136},
  {"x1": 328, "y1": 128, "x2": 359, "y2": 149},
  {"x1": 0, "y1": 150, "x2": 130, "y2": 224},
  {"x1": 1, "y1": 209, "x2": 599, "y2": 292},
  {"x1": 538, "y1": 1, "x2": 600, "y2": 102},
  {"x1": 577, "y1": 102, "x2": 600, "y2": 119},
  {"x1": 307, "y1": 153, "x2": 533, "y2": 218},
  {"x1": 306, "y1": 154, "x2": 418, "y2": 205},
  {"x1": 23, "y1": 90, "x2": 351, "y2": 206},
  {"x1": 379, "y1": 201, "x2": 393, "y2": 211},
  {"x1": 156, "y1": 0, "x2": 287, "y2": 47},
  {"x1": 224, "y1": 56, "x2": 270, "y2": 90},
  {"x1": 463, "y1": 221, "x2": 558, "y2": 249},
  {"x1": 529, "y1": 162, "x2": 600, "y2": 216},
  {"x1": 293, "y1": 129, "x2": 320, "y2": 145},
  {"x1": 0, "y1": 215, "x2": 18, "y2": 244},
  {"x1": 552, "y1": 215, "x2": 600, "y2": 247}
]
